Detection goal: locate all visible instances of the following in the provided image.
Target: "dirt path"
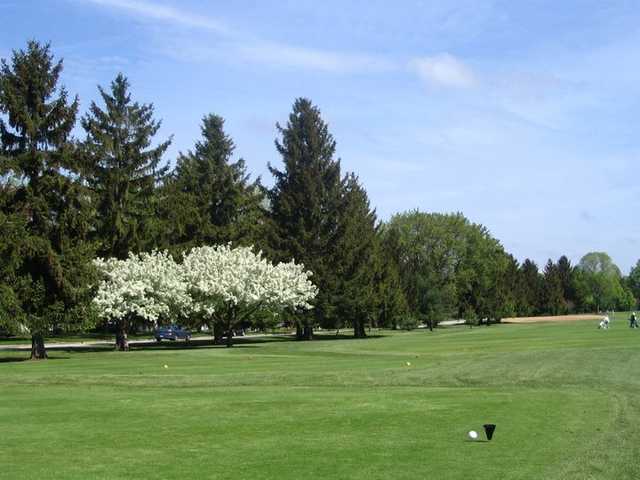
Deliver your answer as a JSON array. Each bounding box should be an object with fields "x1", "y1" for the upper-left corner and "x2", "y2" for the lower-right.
[{"x1": 503, "y1": 314, "x2": 605, "y2": 324}]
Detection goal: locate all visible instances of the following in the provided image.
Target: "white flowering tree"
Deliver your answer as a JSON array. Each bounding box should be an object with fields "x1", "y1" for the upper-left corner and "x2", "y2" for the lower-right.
[
  {"x1": 93, "y1": 251, "x2": 191, "y2": 350},
  {"x1": 182, "y1": 244, "x2": 317, "y2": 347}
]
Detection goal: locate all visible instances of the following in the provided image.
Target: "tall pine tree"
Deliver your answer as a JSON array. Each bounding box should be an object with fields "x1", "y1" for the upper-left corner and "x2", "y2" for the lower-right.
[
  {"x1": 542, "y1": 259, "x2": 566, "y2": 315},
  {"x1": 81, "y1": 73, "x2": 170, "y2": 259},
  {"x1": 374, "y1": 226, "x2": 409, "y2": 330},
  {"x1": 159, "y1": 114, "x2": 264, "y2": 253},
  {"x1": 0, "y1": 41, "x2": 96, "y2": 358},
  {"x1": 268, "y1": 98, "x2": 343, "y2": 340},
  {"x1": 374, "y1": 234, "x2": 409, "y2": 330},
  {"x1": 557, "y1": 255, "x2": 576, "y2": 312},
  {"x1": 334, "y1": 174, "x2": 378, "y2": 337},
  {"x1": 519, "y1": 259, "x2": 543, "y2": 315},
  {"x1": 494, "y1": 254, "x2": 521, "y2": 320}
]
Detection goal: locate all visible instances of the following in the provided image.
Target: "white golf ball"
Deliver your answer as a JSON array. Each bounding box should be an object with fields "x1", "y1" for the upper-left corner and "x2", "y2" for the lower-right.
[
  {"x1": 468, "y1": 430, "x2": 478, "y2": 440},
  {"x1": 164, "y1": 365, "x2": 168, "y2": 369}
]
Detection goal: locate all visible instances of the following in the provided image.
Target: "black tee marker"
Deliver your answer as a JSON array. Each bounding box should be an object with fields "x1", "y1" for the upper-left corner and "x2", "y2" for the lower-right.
[{"x1": 483, "y1": 424, "x2": 496, "y2": 441}]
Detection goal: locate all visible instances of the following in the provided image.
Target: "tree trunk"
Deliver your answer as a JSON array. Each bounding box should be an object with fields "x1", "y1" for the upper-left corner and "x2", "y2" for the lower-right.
[
  {"x1": 302, "y1": 325, "x2": 313, "y2": 340},
  {"x1": 213, "y1": 322, "x2": 225, "y2": 345},
  {"x1": 353, "y1": 320, "x2": 367, "y2": 338},
  {"x1": 30, "y1": 333, "x2": 47, "y2": 360},
  {"x1": 295, "y1": 322, "x2": 313, "y2": 340},
  {"x1": 115, "y1": 324, "x2": 129, "y2": 351},
  {"x1": 226, "y1": 311, "x2": 235, "y2": 348}
]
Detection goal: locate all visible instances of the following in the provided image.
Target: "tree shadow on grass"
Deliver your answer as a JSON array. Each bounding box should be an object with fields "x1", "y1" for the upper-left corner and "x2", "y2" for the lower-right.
[
  {"x1": 56, "y1": 347, "x2": 116, "y2": 353},
  {"x1": 81, "y1": 333, "x2": 387, "y2": 352},
  {"x1": 0, "y1": 332, "x2": 389, "y2": 358},
  {"x1": 0, "y1": 356, "x2": 70, "y2": 363},
  {"x1": 134, "y1": 341, "x2": 263, "y2": 351},
  {"x1": 131, "y1": 335, "x2": 291, "y2": 350},
  {"x1": 0, "y1": 357, "x2": 30, "y2": 363},
  {"x1": 310, "y1": 333, "x2": 386, "y2": 342}
]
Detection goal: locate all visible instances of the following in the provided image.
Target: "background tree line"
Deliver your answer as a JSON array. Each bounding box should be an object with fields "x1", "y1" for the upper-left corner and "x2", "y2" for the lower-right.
[{"x1": 1, "y1": 42, "x2": 638, "y2": 357}]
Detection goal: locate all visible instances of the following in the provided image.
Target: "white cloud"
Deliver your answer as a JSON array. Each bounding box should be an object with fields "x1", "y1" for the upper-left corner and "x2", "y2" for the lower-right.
[
  {"x1": 236, "y1": 42, "x2": 395, "y2": 74},
  {"x1": 80, "y1": 0, "x2": 233, "y2": 36},
  {"x1": 78, "y1": 0, "x2": 392, "y2": 74},
  {"x1": 410, "y1": 53, "x2": 476, "y2": 88}
]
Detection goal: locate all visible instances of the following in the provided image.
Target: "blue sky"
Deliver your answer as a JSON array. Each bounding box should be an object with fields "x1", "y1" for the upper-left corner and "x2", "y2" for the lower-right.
[{"x1": 1, "y1": 0, "x2": 639, "y2": 271}]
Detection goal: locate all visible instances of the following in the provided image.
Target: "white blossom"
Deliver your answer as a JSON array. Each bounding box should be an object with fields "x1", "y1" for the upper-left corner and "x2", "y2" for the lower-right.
[
  {"x1": 182, "y1": 244, "x2": 317, "y2": 317},
  {"x1": 93, "y1": 251, "x2": 191, "y2": 324},
  {"x1": 92, "y1": 245, "x2": 317, "y2": 326}
]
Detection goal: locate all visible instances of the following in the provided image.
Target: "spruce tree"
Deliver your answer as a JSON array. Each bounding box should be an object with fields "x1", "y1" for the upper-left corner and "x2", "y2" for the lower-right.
[
  {"x1": 495, "y1": 254, "x2": 521, "y2": 319},
  {"x1": 268, "y1": 98, "x2": 343, "y2": 339},
  {"x1": 557, "y1": 255, "x2": 576, "y2": 312},
  {"x1": 520, "y1": 259, "x2": 543, "y2": 315},
  {"x1": 0, "y1": 181, "x2": 29, "y2": 337},
  {"x1": 0, "y1": 41, "x2": 96, "y2": 359},
  {"x1": 374, "y1": 228, "x2": 409, "y2": 330},
  {"x1": 334, "y1": 174, "x2": 378, "y2": 337},
  {"x1": 542, "y1": 259, "x2": 566, "y2": 315},
  {"x1": 160, "y1": 114, "x2": 264, "y2": 253},
  {"x1": 81, "y1": 73, "x2": 170, "y2": 259}
]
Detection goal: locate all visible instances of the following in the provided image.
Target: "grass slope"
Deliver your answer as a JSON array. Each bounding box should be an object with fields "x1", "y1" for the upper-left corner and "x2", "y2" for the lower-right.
[{"x1": 1, "y1": 321, "x2": 639, "y2": 479}]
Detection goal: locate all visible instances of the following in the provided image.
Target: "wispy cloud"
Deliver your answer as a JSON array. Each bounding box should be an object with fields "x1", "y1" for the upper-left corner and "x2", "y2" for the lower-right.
[
  {"x1": 81, "y1": 0, "x2": 233, "y2": 35},
  {"x1": 235, "y1": 42, "x2": 395, "y2": 73},
  {"x1": 78, "y1": 0, "x2": 394, "y2": 74},
  {"x1": 79, "y1": 0, "x2": 481, "y2": 82},
  {"x1": 409, "y1": 53, "x2": 476, "y2": 88}
]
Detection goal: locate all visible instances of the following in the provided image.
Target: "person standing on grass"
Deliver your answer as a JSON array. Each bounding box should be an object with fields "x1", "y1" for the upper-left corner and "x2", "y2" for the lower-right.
[
  {"x1": 629, "y1": 312, "x2": 638, "y2": 329},
  {"x1": 599, "y1": 316, "x2": 610, "y2": 329}
]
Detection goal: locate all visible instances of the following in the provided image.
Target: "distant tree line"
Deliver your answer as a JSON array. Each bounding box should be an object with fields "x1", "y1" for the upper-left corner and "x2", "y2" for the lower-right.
[{"x1": 1, "y1": 42, "x2": 638, "y2": 358}]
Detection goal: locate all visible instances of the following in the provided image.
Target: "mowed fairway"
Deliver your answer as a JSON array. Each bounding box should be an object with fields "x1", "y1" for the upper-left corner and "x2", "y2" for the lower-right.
[{"x1": 1, "y1": 321, "x2": 640, "y2": 479}]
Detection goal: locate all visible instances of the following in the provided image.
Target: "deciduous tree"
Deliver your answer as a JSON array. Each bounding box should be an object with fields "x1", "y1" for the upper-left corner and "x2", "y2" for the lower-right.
[
  {"x1": 626, "y1": 260, "x2": 640, "y2": 306},
  {"x1": 182, "y1": 244, "x2": 317, "y2": 347},
  {"x1": 93, "y1": 251, "x2": 191, "y2": 350},
  {"x1": 384, "y1": 211, "x2": 510, "y2": 328}
]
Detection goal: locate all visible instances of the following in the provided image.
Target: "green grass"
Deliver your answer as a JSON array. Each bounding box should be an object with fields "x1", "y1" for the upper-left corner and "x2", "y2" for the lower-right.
[{"x1": 1, "y1": 321, "x2": 639, "y2": 479}]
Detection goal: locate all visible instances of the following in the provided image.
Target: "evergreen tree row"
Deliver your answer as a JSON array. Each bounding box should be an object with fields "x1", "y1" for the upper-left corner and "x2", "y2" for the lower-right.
[
  {"x1": 510, "y1": 253, "x2": 637, "y2": 317},
  {"x1": 0, "y1": 42, "x2": 397, "y2": 356},
  {"x1": 1, "y1": 41, "x2": 638, "y2": 358}
]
